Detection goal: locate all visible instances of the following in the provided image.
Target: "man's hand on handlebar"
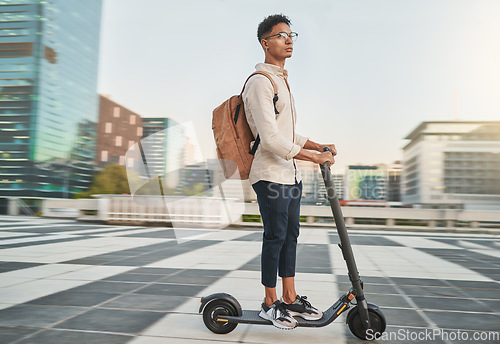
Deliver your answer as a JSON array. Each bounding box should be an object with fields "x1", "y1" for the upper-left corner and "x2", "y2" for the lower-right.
[
  {"x1": 320, "y1": 144, "x2": 337, "y2": 156},
  {"x1": 295, "y1": 140, "x2": 337, "y2": 166},
  {"x1": 314, "y1": 151, "x2": 335, "y2": 167}
]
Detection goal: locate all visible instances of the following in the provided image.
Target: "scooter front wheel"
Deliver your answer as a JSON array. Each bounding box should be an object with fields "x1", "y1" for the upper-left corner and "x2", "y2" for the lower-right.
[
  {"x1": 202, "y1": 299, "x2": 238, "y2": 334},
  {"x1": 347, "y1": 305, "x2": 386, "y2": 340}
]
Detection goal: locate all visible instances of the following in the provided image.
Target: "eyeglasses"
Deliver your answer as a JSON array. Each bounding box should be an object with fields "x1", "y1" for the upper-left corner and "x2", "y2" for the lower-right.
[{"x1": 263, "y1": 32, "x2": 298, "y2": 42}]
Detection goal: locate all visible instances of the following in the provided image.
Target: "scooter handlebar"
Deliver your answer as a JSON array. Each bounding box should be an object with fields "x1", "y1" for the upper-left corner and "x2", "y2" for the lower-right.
[{"x1": 322, "y1": 147, "x2": 335, "y2": 167}]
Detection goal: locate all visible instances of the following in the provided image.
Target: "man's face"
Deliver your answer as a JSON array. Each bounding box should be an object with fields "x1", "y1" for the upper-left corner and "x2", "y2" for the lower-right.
[{"x1": 261, "y1": 22, "x2": 294, "y2": 60}]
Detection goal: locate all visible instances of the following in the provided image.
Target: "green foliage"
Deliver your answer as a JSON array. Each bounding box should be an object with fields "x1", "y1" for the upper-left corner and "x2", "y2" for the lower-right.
[
  {"x1": 132, "y1": 176, "x2": 177, "y2": 196},
  {"x1": 243, "y1": 214, "x2": 261, "y2": 222},
  {"x1": 74, "y1": 164, "x2": 130, "y2": 198},
  {"x1": 181, "y1": 182, "x2": 208, "y2": 196},
  {"x1": 243, "y1": 215, "x2": 306, "y2": 223}
]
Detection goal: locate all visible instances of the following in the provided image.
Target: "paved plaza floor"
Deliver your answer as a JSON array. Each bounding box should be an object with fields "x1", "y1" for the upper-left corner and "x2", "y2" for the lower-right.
[{"x1": 0, "y1": 215, "x2": 498, "y2": 343}]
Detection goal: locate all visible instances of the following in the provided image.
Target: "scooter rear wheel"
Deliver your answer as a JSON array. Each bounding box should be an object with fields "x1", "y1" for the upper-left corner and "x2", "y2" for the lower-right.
[
  {"x1": 347, "y1": 305, "x2": 386, "y2": 340},
  {"x1": 202, "y1": 300, "x2": 238, "y2": 334}
]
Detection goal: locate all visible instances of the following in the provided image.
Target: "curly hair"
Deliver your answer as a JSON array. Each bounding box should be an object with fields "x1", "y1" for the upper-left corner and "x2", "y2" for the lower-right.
[{"x1": 257, "y1": 14, "x2": 292, "y2": 42}]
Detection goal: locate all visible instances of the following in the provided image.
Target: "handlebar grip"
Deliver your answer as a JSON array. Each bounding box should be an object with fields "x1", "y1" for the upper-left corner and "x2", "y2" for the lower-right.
[
  {"x1": 323, "y1": 147, "x2": 334, "y2": 155},
  {"x1": 321, "y1": 147, "x2": 334, "y2": 167}
]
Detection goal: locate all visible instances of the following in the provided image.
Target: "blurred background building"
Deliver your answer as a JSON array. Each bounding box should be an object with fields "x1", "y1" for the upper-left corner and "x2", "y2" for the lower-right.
[
  {"x1": 295, "y1": 160, "x2": 320, "y2": 204},
  {"x1": 141, "y1": 117, "x2": 185, "y2": 190},
  {"x1": 177, "y1": 161, "x2": 215, "y2": 196},
  {"x1": 96, "y1": 94, "x2": 142, "y2": 167},
  {"x1": 402, "y1": 121, "x2": 500, "y2": 210},
  {"x1": 0, "y1": 0, "x2": 102, "y2": 198},
  {"x1": 311, "y1": 169, "x2": 345, "y2": 206},
  {"x1": 292, "y1": 160, "x2": 345, "y2": 205},
  {"x1": 345, "y1": 165, "x2": 387, "y2": 201},
  {"x1": 330, "y1": 173, "x2": 345, "y2": 202},
  {"x1": 387, "y1": 161, "x2": 402, "y2": 202}
]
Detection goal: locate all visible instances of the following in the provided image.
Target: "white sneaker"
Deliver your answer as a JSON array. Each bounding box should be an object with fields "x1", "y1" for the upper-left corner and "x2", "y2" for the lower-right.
[
  {"x1": 282, "y1": 295, "x2": 323, "y2": 320},
  {"x1": 259, "y1": 300, "x2": 297, "y2": 330}
]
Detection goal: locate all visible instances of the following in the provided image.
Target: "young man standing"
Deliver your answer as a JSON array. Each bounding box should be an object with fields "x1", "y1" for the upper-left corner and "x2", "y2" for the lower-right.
[{"x1": 242, "y1": 14, "x2": 337, "y2": 330}]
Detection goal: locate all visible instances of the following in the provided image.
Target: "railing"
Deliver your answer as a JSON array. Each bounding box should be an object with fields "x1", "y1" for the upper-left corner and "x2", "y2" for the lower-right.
[
  {"x1": 105, "y1": 195, "x2": 235, "y2": 228},
  {"x1": 41, "y1": 195, "x2": 242, "y2": 229},
  {"x1": 37, "y1": 196, "x2": 500, "y2": 232},
  {"x1": 239, "y1": 203, "x2": 500, "y2": 231}
]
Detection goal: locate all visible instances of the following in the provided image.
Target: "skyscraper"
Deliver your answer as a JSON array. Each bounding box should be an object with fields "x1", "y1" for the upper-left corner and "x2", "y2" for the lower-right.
[{"x1": 0, "y1": 0, "x2": 102, "y2": 198}]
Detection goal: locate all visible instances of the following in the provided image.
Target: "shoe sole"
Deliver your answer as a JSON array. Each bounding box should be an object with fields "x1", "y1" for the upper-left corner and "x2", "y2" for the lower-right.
[
  {"x1": 287, "y1": 310, "x2": 323, "y2": 321},
  {"x1": 259, "y1": 310, "x2": 297, "y2": 330}
]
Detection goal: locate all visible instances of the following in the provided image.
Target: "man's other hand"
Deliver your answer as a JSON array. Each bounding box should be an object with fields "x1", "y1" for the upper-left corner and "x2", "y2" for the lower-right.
[{"x1": 321, "y1": 144, "x2": 337, "y2": 156}]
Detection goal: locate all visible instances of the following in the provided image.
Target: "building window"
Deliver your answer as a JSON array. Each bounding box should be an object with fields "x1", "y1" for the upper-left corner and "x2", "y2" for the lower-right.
[
  {"x1": 101, "y1": 150, "x2": 108, "y2": 162},
  {"x1": 128, "y1": 140, "x2": 134, "y2": 148},
  {"x1": 105, "y1": 122, "x2": 112, "y2": 133},
  {"x1": 127, "y1": 157, "x2": 134, "y2": 168},
  {"x1": 137, "y1": 127, "x2": 143, "y2": 137},
  {"x1": 113, "y1": 107, "x2": 120, "y2": 118},
  {"x1": 130, "y1": 115, "x2": 136, "y2": 125},
  {"x1": 119, "y1": 155, "x2": 125, "y2": 165},
  {"x1": 116, "y1": 136, "x2": 122, "y2": 146}
]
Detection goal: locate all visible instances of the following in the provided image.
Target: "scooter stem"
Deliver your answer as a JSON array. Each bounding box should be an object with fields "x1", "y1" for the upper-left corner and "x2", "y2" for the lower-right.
[{"x1": 319, "y1": 152, "x2": 371, "y2": 330}]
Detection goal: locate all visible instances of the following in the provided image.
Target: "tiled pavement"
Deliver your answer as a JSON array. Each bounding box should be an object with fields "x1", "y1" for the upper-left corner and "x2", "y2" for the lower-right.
[{"x1": 0, "y1": 216, "x2": 499, "y2": 343}]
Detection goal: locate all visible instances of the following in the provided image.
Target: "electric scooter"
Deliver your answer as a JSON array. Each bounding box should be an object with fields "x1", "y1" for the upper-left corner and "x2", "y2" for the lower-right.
[{"x1": 199, "y1": 148, "x2": 386, "y2": 340}]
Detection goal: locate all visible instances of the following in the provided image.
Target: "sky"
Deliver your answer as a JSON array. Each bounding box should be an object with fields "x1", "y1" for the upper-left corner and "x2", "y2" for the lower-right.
[{"x1": 97, "y1": 0, "x2": 500, "y2": 172}]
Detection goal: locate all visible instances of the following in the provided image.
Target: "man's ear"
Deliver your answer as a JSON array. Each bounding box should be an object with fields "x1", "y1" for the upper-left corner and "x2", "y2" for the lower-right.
[{"x1": 261, "y1": 39, "x2": 268, "y2": 51}]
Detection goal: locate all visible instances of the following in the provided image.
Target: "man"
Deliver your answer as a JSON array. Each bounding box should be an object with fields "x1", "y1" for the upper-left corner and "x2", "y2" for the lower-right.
[{"x1": 242, "y1": 14, "x2": 337, "y2": 330}]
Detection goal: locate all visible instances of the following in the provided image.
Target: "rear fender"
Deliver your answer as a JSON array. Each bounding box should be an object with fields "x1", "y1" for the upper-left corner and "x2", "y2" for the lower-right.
[{"x1": 199, "y1": 293, "x2": 243, "y2": 316}]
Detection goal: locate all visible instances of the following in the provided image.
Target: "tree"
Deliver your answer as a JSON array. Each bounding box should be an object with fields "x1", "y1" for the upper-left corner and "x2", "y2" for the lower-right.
[{"x1": 74, "y1": 164, "x2": 130, "y2": 198}]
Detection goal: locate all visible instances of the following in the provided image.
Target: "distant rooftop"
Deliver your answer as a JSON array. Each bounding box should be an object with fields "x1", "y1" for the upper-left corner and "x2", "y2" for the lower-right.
[{"x1": 404, "y1": 121, "x2": 500, "y2": 141}]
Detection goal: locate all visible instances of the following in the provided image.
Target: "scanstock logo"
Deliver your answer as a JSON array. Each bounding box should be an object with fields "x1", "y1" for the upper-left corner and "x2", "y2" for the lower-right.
[{"x1": 124, "y1": 122, "x2": 245, "y2": 243}]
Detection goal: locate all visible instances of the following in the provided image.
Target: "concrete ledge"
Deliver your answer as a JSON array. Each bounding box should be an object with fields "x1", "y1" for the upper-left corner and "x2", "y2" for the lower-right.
[{"x1": 232, "y1": 221, "x2": 500, "y2": 235}]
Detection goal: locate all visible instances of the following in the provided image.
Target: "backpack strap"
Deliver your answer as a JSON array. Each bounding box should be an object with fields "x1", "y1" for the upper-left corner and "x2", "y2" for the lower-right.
[
  {"x1": 240, "y1": 71, "x2": 279, "y2": 115},
  {"x1": 239, "y1": 71, "x2": 279, "y2": 155},
  {"x1": 249, "y1": 135, "x2": 260, "y2": 155}
]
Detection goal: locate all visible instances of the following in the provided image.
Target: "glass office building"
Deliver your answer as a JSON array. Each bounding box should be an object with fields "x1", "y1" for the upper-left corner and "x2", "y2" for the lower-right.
[
  {"x1": 0, "y1": 0, "x2": 102, "y2": 198},
  {"x1": 141, "y1": 118, "x2": 186, "y2": 191}
]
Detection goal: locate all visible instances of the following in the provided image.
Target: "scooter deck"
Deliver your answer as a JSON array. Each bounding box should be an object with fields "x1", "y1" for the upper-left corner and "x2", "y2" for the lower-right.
[{"x1": 219, "y1": 299, "x2": 347, "y2": 328}]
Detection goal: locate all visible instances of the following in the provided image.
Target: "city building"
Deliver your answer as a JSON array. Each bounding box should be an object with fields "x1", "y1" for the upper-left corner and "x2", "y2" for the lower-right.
[
  {"x1": 345, "y1": 165, "x2": 387, "y2": 201},
  {"x1": 387, "y1": 161, "x2": 402, "y2": 202},
  {"x1": 175, "y1": 160, "x2": 252, "y2": 205},
  {"x1": 96, "y1": 95, "x2": 142, "y2": 167},
  {"x1": 141, "y1": 117, "x2": 185, "y2": 190},
  {"x1": 332, "y1": 173, "x2": 345, "y2": 201},
  {"x1": 295, "y1": 160, "x2": 320, "y2": 204},
  {"x1": 0, "y1": 0, "x2": 102, "y2": 197},
  {"x1": 177, "y1": 161, "x2": 216, "y2": 196},
  {"x1": 295, "y1": 160, "x2": 344, "y2": 205},
  {"x1": 402, "y1": 121, "x2": 500, "y2": 210}
]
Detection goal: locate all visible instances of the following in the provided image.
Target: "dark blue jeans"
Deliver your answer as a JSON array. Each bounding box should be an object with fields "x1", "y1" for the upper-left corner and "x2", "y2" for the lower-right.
[{"x1": 252, "y1": 180, "x2": 302, "y2": 288}]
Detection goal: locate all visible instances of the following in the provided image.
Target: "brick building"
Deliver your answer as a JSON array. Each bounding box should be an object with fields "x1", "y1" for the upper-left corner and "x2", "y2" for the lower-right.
[{"x1": 96, "y1": 95, "x2": 143, "y2": 167}]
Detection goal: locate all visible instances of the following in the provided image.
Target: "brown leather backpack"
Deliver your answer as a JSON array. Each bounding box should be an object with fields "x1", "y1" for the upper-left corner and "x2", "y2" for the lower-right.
[{"x1": 212, "y1": 71, "x2": 278, "y2": 180}]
